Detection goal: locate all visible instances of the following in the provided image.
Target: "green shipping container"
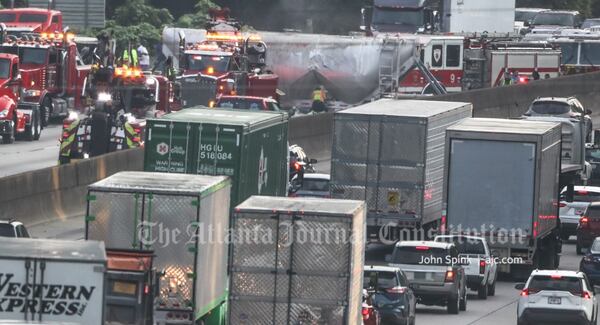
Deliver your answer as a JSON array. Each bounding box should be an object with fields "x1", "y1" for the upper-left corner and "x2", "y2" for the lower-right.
[{"x1": 144, "y1": 108, "x2": 289, "y2": 205}]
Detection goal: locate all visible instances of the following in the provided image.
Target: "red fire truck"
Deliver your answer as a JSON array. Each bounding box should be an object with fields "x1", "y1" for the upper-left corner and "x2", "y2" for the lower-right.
[
  {"x1": 398, "y1": 35, "x2": 465, "y2": 94},
  {"x1": 0, "y1": 30, "x2": 90, "y2": 126},
  {"x1": 177, "y1": 8, "x2": 279, "y2": 107}
]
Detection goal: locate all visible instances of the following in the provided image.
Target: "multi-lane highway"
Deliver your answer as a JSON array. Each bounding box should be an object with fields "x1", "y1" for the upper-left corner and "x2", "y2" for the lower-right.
[{"x1": 0, "y1": 125, "x2": 61, "y2": 177}]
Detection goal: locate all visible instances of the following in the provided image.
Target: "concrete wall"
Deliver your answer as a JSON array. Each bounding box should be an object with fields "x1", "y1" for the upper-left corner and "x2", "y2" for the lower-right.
[
  {"x1": 0, "y1": 149, "x2": 143, "y2": 226},
  {"x1": 6, "y1": 71, "x2": 600, "y2": 227}
]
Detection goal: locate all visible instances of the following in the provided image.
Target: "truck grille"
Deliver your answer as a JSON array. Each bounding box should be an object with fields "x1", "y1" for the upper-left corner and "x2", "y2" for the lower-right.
[{"x1": 178, "y1": 75, "x2": 217, "y2": 108}]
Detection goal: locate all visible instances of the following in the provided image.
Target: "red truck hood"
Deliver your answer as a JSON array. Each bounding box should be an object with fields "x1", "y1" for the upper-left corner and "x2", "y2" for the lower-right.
[{"x1": 20, "y1": 66, "x2": 44, "y2": 89}]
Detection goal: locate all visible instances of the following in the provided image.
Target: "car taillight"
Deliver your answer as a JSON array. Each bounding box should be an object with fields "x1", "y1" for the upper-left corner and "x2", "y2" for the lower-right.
[
  {"x1": 521, "y1": 288, "x2": 529, "y2": 296},
  {"x1": 583, "y1": 291, "x2": 592, "y2": 299},
  {"x1": 386, "y1": 287, "x2": 406, "y2": 294},
  {"x1": 479, "y1": 260, "x2": 486, "y2": 274},
  {"x1": 445, "y1": 270, "x2": 455, "y2": 282},
  {"x1": 580, "y1": 216, "x2": 590, "y2": 227}
]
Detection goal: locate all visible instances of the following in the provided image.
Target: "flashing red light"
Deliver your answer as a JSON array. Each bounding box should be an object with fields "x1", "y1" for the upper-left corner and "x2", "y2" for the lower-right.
[
  {"x1": 445, "y1": 270, "x2": 455, "y2": 282},
  {"x1": 519, "y1": 77, "x2": 528, "y2": 84},
  {"x1": 521, "y1": 288, "x2": 529, "y2": 297},
  {"x1": 550, "y1": 275, "x2": 562, "y2": 279},
  {"x1": 415, "y1": 246, "x2": 430, "y2": 251},
  {"x1": 581, "y1": 216, "x2": 590, "y2": 225},
  {"x1": 479, "y1": 260, "x2": 486, "y2": 274},
  {"x1": 361, "y1": 308, "x2": 370, "y2": 316}
]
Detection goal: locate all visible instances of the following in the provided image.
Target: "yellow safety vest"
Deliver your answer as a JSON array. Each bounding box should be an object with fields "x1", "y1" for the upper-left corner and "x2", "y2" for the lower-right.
[
  {"x1": 123, "y1": 49, "x2": 138, "y2": 67},
  {"x1": 313, "y1": 89, "x2": 324, "y2": 101}
]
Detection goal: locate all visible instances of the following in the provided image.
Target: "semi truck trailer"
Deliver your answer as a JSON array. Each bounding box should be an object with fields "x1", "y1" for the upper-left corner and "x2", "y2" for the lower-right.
[{"x1": 443, "y1": 118, "x2": 562, "y2": 278}]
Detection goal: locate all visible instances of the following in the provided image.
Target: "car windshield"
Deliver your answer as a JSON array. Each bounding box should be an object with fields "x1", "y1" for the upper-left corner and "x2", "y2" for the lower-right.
[
  {"x1": 18, "y1": 14, "x2": 48, "y2": 23},
  {"x1": 582, "y1": 19, "x2": 600, "y2": 29},
  {"x1": 301, "y1": 178, "x2": 329, "y2": 191},
  {"x1": 0, "y1": 224, "x2": 14, "y2": 237},
  {"x1": 217, "y1": 98, "x2": 263, "y2": 110},
  {"x1": 587, "y1": 207, "x2": 600, "y2": 218},
  {"x1": 437, "y1": 237, "x2": 485, "y2": 255},
  {"x1": 515, "y1": 10, "x2": 541, "y2": 23},
  {"x1": 528, "y1": 275, "x2": 582, "y2": 293},
  {"x1": 364, "y1": 271, "x2": 396, "y2": 289},
  {"x1": 530, "y1": 101, "x2": 570, "y2": 115},
  {"x1": 532, "y1": 13, "x2": 575, "y2": 26},
  {"x1": 392, "y1": 246, "x2": 451, "y2": 265},
  {"x1": 372, "y1": 8, "x2": 423, "y2": 26},
  {"x1": 0, "y1": 13, "x2": 16, "y2": 22},
  {"x1": 0, "y1": 59, "x2": 11, "y2": 79},
  {"x1": 186, "y1": 54, "x2": 230, "y2": 73}
]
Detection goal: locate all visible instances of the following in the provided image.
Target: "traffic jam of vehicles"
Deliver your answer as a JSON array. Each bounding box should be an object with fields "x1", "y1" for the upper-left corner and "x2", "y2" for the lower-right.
[{"x1": 5, "y1": 0, "x2": 600, "y2": 325}]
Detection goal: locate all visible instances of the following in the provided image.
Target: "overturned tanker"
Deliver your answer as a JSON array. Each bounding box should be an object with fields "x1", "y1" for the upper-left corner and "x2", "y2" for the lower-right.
[{"x1": 162, "y1": 28, "x2": 419, "y2": 107}]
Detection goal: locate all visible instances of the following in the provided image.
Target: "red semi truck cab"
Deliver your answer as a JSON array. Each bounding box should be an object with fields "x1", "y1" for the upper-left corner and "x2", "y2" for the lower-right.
[
  {"x1": 0, "y1": 8, "x2": 62, "y2": 34},
  {"x1": 0, "y1": 31, "x2": 90, "y2": 124}
]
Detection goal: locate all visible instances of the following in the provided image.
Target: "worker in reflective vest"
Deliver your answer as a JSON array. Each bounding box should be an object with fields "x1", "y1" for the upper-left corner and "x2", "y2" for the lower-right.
[
  {"x1": 122, "y1": 47, "x2": 138, "y2": 67},
  {"x1": 311, "y1": 85, "x2": 327, "y2": 113}
]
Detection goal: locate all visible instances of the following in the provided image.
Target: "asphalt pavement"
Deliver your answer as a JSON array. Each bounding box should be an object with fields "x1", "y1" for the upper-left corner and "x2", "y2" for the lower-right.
[{"x1": 0, "y1": 124, "x2": 61, "y2": 177}]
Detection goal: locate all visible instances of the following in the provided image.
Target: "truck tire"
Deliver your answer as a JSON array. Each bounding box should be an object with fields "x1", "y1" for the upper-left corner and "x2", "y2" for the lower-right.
[
  {"x1": 41, "y1": 97, "x2": 51, "y2": 128},
  {"x1": 447, "y1": 291, "x2": 459, "y2": 314},
  {"x1": 478, "y1": 282, "x2": 488, "y2": 299},
  {"x1": 2, "y1": 117, "x2": 15, "y2": 144},
  {"x1": 89, "y1": 111, "x2": 110, "y2": 157},
  {"x1": 459, "y1": 288, "x2": 467, "y2": 311},
  {"x1": 25, "y1": 110, "x2": 39, "y2": 141},
  {"x1": 577, "y1": 243, "x2": 584, "y2": 255},
  {"x1": 488, "y1": 279, "x2": 496, "y2": 296}
]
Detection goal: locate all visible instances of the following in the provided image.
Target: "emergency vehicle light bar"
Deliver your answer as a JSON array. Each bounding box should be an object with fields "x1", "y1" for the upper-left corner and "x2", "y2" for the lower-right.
[
  {"x1": 205, "y1": 32, "x2": 243, "y2": 42},
  {"x1": 114, "y1": 67, "x2": 143, "y2": 79}
]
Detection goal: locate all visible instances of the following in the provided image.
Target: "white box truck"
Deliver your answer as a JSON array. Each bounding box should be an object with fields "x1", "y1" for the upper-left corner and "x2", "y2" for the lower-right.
[
  {"x1": 442, "y1": 0, "x2": 516, "y2": 34},
  {"x1": 0, "y1": 237, "x2": 106, "y2": 324}
]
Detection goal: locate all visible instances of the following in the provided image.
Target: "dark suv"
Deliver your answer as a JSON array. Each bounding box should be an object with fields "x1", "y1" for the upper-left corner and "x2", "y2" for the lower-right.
[
  {"x1": 577, "y1": 203, "x2": 600, "y2": 255},
  {"x1": 0, "y1": 220, "x2": 30, "y2": 238},
  {"x1": 388, "y1": 241, "x2": 467, "y2": 314},
  {"x1": 364, "y1": 265, "x2": 417, "y2": 325}
]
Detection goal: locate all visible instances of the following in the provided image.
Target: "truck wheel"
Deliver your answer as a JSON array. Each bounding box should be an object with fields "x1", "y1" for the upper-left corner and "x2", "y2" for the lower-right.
[
  {"x1": 577, "y1": 243, "x2": 584, "y2": 255},
  {"x1": 478, "y1": 282, "x2": 488, "y2": 300},
  {"x1": 24, "y1": 110, "x2": 39, "y2": 141},
  {"x1": 33, "y1": 109, "x2": 41, "y2": 140},
  {"x1": 459, "y1": 288, "x2": 467, "y2": 311},
  {"x1": 447, "y1": 291, "x2": 459, "y2": 314},
  {"x1": 488, "y1": 279, "x2": 496, "y2": 296},
  {"x1": 41, "y1": 97, "x2": 51, "y2": 127},
  {"x1": 2, "y1": 118, "x2": 15, "y2": 144}
]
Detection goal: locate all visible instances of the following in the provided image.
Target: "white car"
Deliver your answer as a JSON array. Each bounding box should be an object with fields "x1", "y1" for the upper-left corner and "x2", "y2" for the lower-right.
[
  {"x1": 290, "y1": 173, "x2": 330, "y2": 198},
  {"x1": 435, "y1": 235, "x2": 498, "y2": 300},
  {"x1": 516, "y1": 269, "x2": 598, "y2": 325}
]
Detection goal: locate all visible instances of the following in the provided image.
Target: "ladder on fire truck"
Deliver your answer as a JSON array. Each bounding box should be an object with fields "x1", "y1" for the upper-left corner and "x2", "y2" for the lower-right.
[{"x1": 378, "y1": 37, "x2": 402, "y2": 98}]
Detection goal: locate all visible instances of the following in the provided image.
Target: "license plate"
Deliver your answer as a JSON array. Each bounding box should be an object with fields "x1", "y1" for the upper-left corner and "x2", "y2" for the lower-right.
[
  {"x1": 548, "y1": 297, "x2": 561, "y2": 305},
  {"x1": 113, "y1": 281, "x2": 137, "y2": 296}
]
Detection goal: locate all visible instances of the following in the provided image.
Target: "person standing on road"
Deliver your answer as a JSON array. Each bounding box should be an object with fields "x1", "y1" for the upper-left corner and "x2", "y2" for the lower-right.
[
  {"x1": 137, "y1": 43, "x2": 150, "y2": 71},
  {"x1": 511, "y1": 70, "x2": 520, "y2": 84},
  {"x1": 532, "y1": 68, "x2": 540, "y2": 81},
  {"x1": 503, "y1": 70, "x2": 512, "y2": 86},
  {"x1": 311, "y1": 85, "x2": 327, "y2": 113}
]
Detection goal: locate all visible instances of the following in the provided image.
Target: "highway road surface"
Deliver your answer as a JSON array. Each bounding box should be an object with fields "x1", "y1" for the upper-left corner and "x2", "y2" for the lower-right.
[{"x1": 0, "y1": 125, "x2": 61, "y2": 177}]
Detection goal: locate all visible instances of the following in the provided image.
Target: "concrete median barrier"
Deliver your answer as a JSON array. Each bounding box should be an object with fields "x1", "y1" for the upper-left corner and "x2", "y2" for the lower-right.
[{"x1": 0, "y1": 148, "x2": 144, "y2": 226}]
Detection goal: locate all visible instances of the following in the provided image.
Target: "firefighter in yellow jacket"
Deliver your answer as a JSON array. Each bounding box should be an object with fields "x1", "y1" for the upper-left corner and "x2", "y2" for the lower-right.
[{"x1": 311, "y1": 85, "x2": 327, "y2": 113}]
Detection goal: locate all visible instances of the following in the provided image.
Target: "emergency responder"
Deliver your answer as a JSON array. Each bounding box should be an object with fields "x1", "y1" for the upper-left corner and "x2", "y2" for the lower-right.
[
  {"x1": 532, "y1": 68, "x2": 540, "y2": 81},
  {"x1": 311, "y1": 85, "x2": 327, "y2": 113},
  {"x1": 164, "y1": 56, "x2": 177, "y2": 81},
  {"x1": 137, "y1": 43, "x2": 150, "y2": 71},
  {"x1": 503, "y1": 70, "x2": 512, "y2": 86},
  {"x1": 511, "y1": 70, "x2": 520, "y2": 84},
  {"x1": 121, "y1": 46, "x2": 138, "y2": 67}
]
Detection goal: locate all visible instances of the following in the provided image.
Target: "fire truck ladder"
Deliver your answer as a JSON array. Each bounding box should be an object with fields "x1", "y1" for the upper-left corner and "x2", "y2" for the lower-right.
[{"x1": 378, "y1": 38, "x2": 402, "y2": 98}]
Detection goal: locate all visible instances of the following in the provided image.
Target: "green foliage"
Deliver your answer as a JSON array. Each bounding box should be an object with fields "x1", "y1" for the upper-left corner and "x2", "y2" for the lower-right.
[
  {"x1": 113, "y1": 0, "x2": 174, "y2": 27},
  {"x1": 516, "y1": 0, "x2": 595, "y2": 17},
  {"x1": 176, "y1": 0, "x2": 218, "y2": 28},
  {"x1": 100, "y1": 21, "x2": 162, "y2": 52}
]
